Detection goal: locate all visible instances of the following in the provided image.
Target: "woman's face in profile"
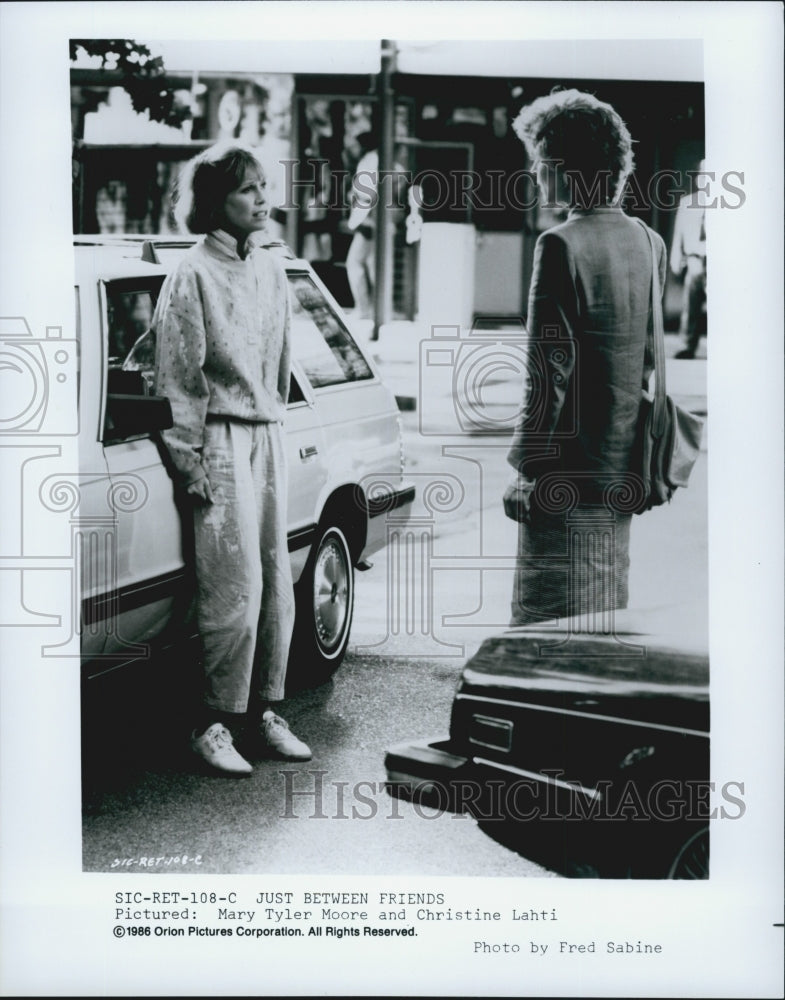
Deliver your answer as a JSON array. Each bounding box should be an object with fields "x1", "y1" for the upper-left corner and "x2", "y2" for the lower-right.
[{"x1": 219, "y1": 165, "x2": 269, "y2": 241}]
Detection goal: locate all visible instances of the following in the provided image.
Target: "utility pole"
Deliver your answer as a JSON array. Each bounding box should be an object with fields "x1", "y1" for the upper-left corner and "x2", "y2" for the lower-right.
[{"x1": 372, "y1": 38, "x2": 396, "y2": 341}]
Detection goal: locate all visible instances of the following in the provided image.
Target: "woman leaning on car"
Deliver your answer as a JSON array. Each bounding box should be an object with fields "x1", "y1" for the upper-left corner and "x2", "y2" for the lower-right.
[
  {"x1": 503, "y1": 89, "x2": 666, "y2": 625},
  {"x1": 153, "y1": 142, "x2": 311, "y2": 775}
]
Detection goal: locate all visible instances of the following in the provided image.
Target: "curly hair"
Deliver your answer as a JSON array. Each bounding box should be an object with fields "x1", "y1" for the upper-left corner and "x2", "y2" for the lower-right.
[
  {"x1": 175, "y1": 142, "x2": 265, "y2": 234},
  {"x1": 512, "y1": 89, "x2": 634, "y2": 206}
]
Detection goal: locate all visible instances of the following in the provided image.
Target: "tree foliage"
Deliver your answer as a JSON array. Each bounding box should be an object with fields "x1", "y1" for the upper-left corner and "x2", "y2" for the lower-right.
[{"x1": 70, "y1": 39, "x2": 191, "y2": 129}]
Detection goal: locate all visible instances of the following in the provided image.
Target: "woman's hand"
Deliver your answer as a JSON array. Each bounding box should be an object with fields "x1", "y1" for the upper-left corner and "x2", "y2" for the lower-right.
[
  {"x1": 185, "y1": 474, "x2": 215, "y2": 505},
  {"x1": 503, "y1": 473, "x2": 536, "y2": 524}
]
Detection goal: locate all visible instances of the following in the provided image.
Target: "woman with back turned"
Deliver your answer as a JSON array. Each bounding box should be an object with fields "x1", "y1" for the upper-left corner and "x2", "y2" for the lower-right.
[{"x1": 503, "y1": 89, "x2": 665, "y2": 625}]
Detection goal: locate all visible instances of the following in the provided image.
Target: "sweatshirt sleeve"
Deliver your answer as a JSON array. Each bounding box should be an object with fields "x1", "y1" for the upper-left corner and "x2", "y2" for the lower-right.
[
  {"x1": 276, "y1": 262, "x2": 292, "y2": 409},
  {"x1": 152, "y1": 263, "x2": 210, "y2": 485},
  {"x1": 507, "y1": 230, "x2": 577, "y2": 474}
]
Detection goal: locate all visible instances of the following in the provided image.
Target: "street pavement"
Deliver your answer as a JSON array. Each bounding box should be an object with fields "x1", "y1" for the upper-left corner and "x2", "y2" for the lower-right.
[{"x1": 82, "y1": 645, "x2": 556, "y2": 876}]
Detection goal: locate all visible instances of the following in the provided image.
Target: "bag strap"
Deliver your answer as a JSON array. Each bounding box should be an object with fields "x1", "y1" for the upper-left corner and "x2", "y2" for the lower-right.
[{"x1": 636, "y1": 217, "x2": 667, "y2": 436}]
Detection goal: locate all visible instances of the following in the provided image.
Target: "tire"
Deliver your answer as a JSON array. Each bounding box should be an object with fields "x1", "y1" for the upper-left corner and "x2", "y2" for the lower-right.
[
  {"x1": 667, "y1": 825, "x2": 710, "y2": 879},
  {"x1": 292, "y1": 525, "x2": 355, "y2": 681}
]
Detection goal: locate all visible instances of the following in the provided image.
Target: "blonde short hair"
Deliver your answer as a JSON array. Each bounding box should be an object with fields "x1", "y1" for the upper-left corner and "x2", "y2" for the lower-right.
[{"x1": 513, "y1": 89, "x2": 634, "y2": 204}]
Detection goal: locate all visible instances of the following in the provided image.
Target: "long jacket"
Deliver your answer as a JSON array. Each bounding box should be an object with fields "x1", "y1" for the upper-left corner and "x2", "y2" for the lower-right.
[{"x1": 507, "y1": 206, "x2": 666, "y2": 503}]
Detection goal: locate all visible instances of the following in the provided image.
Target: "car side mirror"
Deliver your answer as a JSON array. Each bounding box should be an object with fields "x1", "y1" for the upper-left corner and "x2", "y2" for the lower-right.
[
  {"x1": 108, "y1": 368, "x2": 147, "y2": 395},
  {"x1": 104, "y1": 392, "x2": 173, "y2": 442}
]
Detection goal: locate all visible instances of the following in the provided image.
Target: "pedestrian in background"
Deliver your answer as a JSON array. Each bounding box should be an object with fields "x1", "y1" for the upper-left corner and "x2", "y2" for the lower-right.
[
  {"x1": 345, "y1": 132, "x2": 407, "y2": 324},
  {"x1": 670, "y1": 161, "x2": 707, "y2": 359},
  {"x1": 153, "y1": 142, "x2": 311, "y2": 775},
  {"x1": 504, "y1": 89, "x2": 665, "y2": 625}
]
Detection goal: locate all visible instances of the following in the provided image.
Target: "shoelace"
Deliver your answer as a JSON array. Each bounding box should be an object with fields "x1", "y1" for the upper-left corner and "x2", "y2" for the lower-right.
[
  {"x1": 210, "y1": 726, "x2": 233, "y2": 747},
  {"x1": 265, "y1": 715, "x2": 289, "y2": 733}
]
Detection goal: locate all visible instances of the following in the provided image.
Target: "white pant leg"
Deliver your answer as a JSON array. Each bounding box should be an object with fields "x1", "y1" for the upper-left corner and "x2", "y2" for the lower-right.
[
  {"x1": 193, "y1": 419, "x2": 261, "y2": 713},
  {"x1": 249, "y1": 421, "x2": 295, "y2": 705}
]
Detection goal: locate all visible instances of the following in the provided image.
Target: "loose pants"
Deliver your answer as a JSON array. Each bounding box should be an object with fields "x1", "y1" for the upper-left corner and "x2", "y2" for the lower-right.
[
  {"x1": 194, "y1": 417, "x2": 294, "y2": 713},
  {"x1": 680, "y1": 264, "x2": 707, "y2": 354}
]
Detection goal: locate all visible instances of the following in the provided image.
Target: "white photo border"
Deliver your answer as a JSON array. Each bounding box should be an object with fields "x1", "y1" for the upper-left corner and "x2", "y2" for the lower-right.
[{"x1": 0, "y1": 2, "x2": 783, "y2": 997}]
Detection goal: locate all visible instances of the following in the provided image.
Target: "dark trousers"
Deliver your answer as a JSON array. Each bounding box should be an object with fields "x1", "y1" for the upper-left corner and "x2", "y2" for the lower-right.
[{"x1": 680, "y1": 265, "x2": 707, "y2": 354}]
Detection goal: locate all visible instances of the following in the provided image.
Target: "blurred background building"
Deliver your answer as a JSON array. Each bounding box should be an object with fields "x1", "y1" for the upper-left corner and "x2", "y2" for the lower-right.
[{"x1": 71, "y1": 39, "x2": 704, "y2": 329}]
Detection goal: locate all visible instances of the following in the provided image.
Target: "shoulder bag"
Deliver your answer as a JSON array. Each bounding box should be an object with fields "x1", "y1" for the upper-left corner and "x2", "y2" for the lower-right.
[{"x1": 632, "y1": 219, "x2": 705, "y2": 514}]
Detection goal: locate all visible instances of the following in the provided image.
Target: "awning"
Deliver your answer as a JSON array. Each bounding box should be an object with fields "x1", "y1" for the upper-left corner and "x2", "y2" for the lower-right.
[
  {"x1": 151, "y1": 40, "x2": 382, "y2": 75},
  {"x1": 73, "y1": 38, "x2": 702, "y2": 83},
  {"x1": 394, "y1": 39, "x2": 703, "y2": 82}
]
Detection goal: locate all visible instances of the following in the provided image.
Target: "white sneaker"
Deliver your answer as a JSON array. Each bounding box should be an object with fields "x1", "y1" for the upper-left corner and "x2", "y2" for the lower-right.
[
  {"x1": 191, "y1": 723, "x2": 253, "y2": 776},
  {"x1": 259, "y1": 711, "x2": 312, "y2": 761}
]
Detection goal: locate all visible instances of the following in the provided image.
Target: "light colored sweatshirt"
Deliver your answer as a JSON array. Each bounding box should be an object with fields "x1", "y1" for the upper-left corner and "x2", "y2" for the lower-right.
[{"x1": 153, "y1": 229, "x2": 291, "y2": 484}]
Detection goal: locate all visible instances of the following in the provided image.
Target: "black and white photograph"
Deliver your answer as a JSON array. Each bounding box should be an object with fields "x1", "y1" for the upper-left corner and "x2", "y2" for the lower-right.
[{"x1": 1, "y1": 2, "x2": 783, "y2": 997}]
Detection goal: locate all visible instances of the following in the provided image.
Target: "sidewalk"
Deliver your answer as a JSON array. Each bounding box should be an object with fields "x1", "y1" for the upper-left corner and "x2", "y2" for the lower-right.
[{"x1": 357, "y1": 320, "x2": 708, "y2": 424}]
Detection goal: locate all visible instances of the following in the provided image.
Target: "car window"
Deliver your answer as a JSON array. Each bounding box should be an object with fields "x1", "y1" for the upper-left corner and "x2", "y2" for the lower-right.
[
  {"x1": 287, "y1": 271, "x2": 373, "y2": 388},
  {"x1": 105, "y1": 278, "x2": 164, "y2": 369},
  {"x1": 102, "y1": 277, "x2": 165, "y2": 442},
  {"x1": 288, "y1": 371, "x2": 307, "y2": 405}
]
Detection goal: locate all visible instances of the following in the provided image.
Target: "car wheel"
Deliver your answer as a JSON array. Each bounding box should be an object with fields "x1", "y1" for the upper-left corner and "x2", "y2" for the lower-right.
[
  {"x1": 293, "y1": 525, "x2": 354, "y2": 680},
  {"x1": 667, "y1": 825, "x2": 709, "y2": 879}
]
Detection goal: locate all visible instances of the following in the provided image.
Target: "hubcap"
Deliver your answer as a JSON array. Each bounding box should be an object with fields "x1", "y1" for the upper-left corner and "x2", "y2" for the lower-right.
[{"x1": 313, "y1": 535, "x2": 350, "y2": 653}]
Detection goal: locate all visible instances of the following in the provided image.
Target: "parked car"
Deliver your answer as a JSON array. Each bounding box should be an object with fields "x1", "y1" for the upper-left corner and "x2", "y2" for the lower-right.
[
  {"x1": 75, "y1": 235, "x2": 413, "y2": 682},
  {"x1": 385, "y1": 603, "x2": 710, "y2": 878}
]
